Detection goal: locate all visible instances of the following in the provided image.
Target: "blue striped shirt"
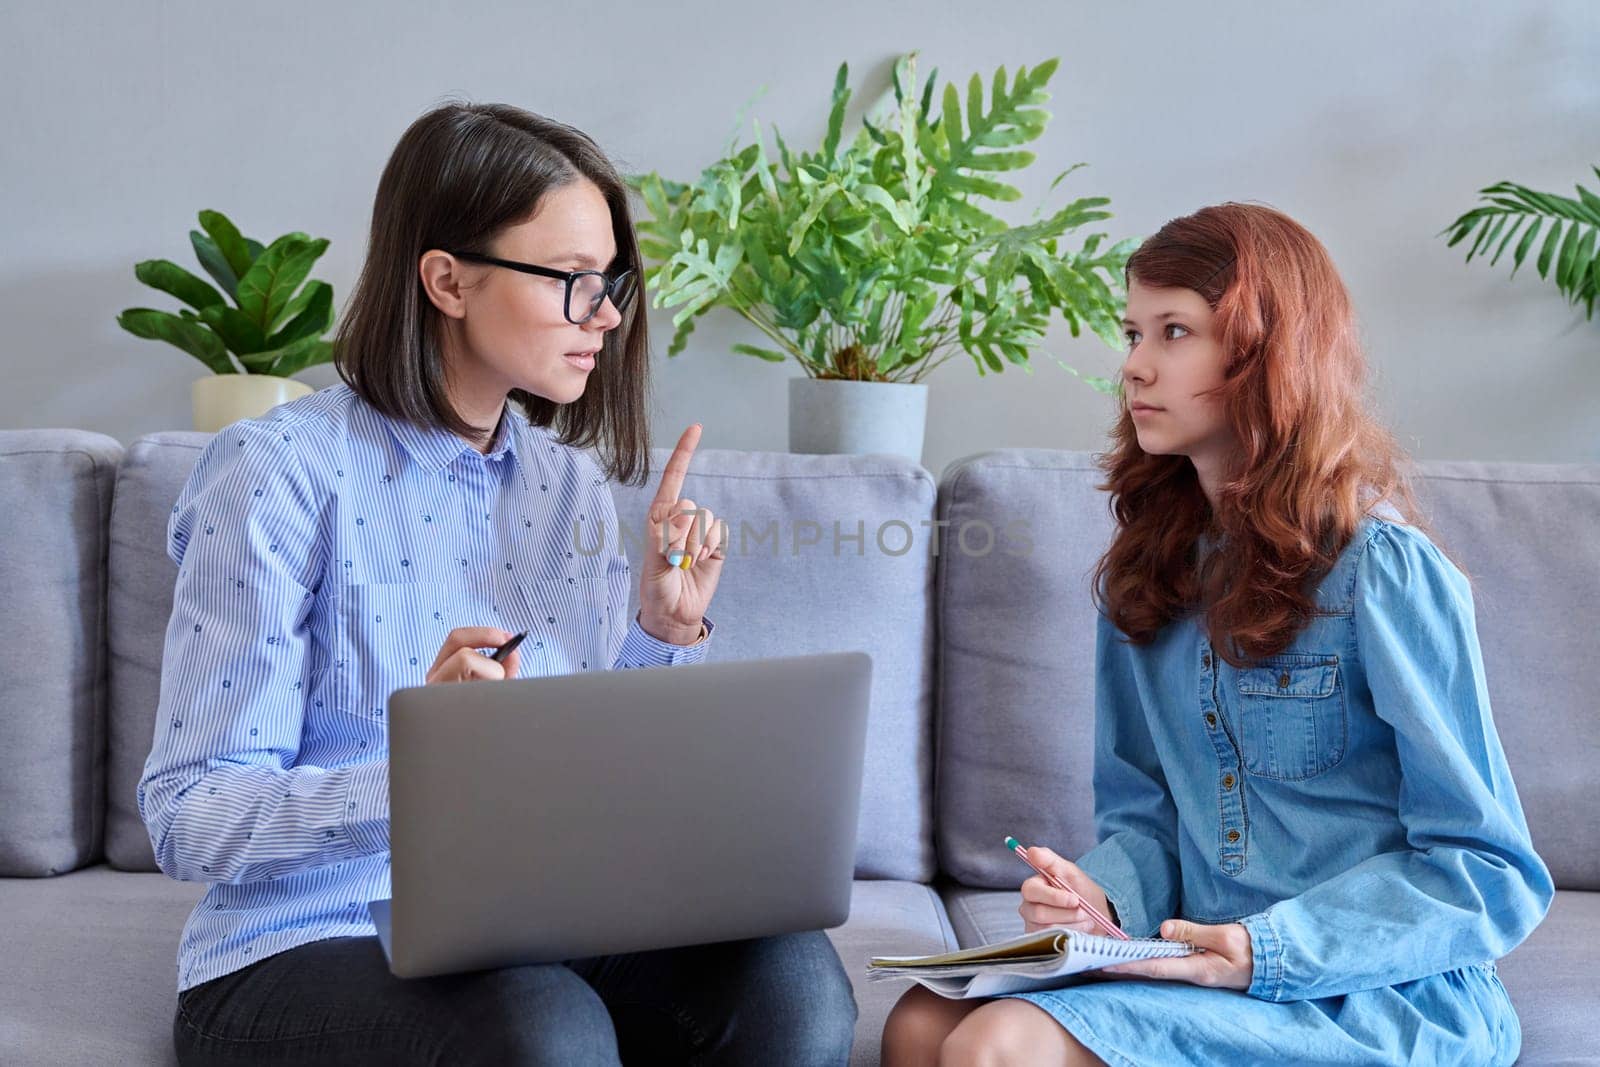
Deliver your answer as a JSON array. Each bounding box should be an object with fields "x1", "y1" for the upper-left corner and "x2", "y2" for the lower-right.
[{"x1": 137, "y1": 383, "x2": 713, "y2": 991}]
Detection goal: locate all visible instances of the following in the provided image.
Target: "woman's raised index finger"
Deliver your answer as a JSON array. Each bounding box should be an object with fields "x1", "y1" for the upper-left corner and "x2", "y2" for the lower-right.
[{"x1": 652, "y1": 424, "x2": 703, "y2": 507}]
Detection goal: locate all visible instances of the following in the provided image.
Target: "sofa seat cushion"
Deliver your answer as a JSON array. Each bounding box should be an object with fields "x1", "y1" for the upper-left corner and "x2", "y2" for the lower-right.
[
  {"x1": 0, "y1": 869, "x2": 952, "y2": 1067},
  {"x1": 826, "y1": 879, "x2": 958, "y2": 1065},
  {"x1": 0, "y1": 866, "x2": 202, "y2": 1065},
  {"x1": 939, "y1": 883, "x2": 1027, "y2": 949},
  {"x1": 1495, "y1": 889, "x2": 1600, "y2": 1066}
]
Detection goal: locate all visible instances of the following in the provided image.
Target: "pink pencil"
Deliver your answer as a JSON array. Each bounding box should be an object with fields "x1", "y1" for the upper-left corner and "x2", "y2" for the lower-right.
[{"x1": 1006, "y1": 835, "x2": 1130, "y2": 941}]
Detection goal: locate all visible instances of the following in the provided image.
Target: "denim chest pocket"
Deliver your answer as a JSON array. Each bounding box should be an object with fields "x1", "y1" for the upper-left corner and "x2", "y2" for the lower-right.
[{"x1": 1235, "y1": 653, "x2": 1348, "y2": 780}]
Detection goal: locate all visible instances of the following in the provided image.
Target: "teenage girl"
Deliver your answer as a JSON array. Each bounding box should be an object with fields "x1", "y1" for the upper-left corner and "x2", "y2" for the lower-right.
[{"x1": 882, "y1": 202, "x2": 1551, "y2": 1066}]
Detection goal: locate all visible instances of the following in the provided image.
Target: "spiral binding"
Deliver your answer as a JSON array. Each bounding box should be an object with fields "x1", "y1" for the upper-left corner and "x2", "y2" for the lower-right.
[{"x1": 1076, "y1": 931, "x2": 1196, "y2": 959}]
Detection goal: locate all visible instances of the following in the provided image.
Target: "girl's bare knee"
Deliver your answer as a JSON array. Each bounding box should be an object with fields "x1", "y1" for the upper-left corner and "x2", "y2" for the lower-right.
[
  {"x1": 882, "y1": 986, "x2": 984, "y2": 1067},
  {"x1": 938, "y1": 999, "x2": 1105, "y2": 1067}
]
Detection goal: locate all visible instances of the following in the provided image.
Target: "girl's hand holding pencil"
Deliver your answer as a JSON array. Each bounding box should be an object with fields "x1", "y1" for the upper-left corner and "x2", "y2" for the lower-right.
[
  {"x1": 1005, "y1": 836, "x2": 1254, "y2": 990},
  {"x1": 1010, "y1": 837, "x2": 1126, "y2": 940}
]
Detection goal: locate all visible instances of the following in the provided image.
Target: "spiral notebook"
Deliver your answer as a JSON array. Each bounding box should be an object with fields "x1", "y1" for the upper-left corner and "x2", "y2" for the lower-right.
[{"x1": 866, "y1": 926, "x2": 1196, "y2": 999}]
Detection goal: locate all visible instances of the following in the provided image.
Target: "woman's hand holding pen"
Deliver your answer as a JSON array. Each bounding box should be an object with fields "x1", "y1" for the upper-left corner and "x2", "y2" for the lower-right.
[
  {"x1": 1101, "y1": 919, "x2": 1254, "y2": 991},
  {"x1": 1018, "y1": 845, "x2": 1117, "y2": 936},
  {"x1": 425, "y1": 627, "x2": 521, "y2": 684},
  {"x1": 639, "y1": 424, "x2": 724, "y2": 646}
]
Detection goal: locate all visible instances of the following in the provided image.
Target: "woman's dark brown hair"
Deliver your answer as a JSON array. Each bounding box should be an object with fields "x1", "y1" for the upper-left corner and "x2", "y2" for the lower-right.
[
  {"x1": 335, "y1": 101, "x2": 652, "y2": 485},
  {"x1": 1094, "y1": 202, "x2": 1425, "y2": 666}
]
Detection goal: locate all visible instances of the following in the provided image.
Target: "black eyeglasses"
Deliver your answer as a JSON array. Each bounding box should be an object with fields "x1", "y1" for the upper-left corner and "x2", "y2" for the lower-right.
[{"x1": 450, "y1": 251, "x2": 638, "y2": 325}]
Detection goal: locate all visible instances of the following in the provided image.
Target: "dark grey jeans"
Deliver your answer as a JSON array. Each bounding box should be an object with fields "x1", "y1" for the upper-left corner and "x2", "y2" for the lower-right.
[{"x1": 173, "y1": 929, "x2": 856, "y2": 1065}]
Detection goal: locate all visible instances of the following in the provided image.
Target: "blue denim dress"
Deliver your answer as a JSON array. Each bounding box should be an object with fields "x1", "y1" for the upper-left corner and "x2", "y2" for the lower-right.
[{"x1": 1007, "y1": 517, "x2": 1553, "y2": 1065}]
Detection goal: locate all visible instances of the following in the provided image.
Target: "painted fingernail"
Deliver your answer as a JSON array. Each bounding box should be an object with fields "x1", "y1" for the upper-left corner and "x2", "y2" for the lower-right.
[{"x1": 666, "y1": 550, "x2": 685, "y2": 568}]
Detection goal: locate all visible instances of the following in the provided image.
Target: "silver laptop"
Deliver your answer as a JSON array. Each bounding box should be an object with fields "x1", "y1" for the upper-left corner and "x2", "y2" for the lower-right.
[{"x1": 368, "y1": 650, "x2": 872, "y2": 978}]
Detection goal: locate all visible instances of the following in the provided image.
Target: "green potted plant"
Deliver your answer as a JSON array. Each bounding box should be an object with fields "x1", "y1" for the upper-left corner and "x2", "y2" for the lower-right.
[
  {"x1": 1443, "y1": 166, "x2": 1600, "y2": 320},
  {"x1": 629, "y1": 53, "x2": 1133, "y2": 460},
  {"x1": 117, "y1": 210, "x2": 336, "y2": 431}
]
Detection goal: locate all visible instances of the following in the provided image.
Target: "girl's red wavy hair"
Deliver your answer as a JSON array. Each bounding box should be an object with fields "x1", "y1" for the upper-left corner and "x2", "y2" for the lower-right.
[{"x1": 1094, "y1": 203, "x2": 1421, "y2": 666}]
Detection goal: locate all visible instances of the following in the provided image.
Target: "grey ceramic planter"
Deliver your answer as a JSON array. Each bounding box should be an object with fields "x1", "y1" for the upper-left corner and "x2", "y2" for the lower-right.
[{"x1": 788, "y1": 378, "x2": 929, "y2": 462}]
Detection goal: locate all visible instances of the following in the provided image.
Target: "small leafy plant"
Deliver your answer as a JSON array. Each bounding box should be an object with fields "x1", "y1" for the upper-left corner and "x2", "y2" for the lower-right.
[
  {"x1": 630, "y1": 53, "x2": 1134, "y2": 389},
  {"x1": 117, "y1": 210, "x2": 335, "y2": 375},
  {"x1": 1443, "y1": 167, "x2": 1600, "y2": 320}
]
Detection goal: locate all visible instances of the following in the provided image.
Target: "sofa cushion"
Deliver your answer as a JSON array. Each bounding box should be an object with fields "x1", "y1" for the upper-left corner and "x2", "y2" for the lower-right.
[
  {"x1": 105, "y1": 432, "x2": 209, "y2": 870},
  {"x1": 0, "y1": 868, "x2": 947, "y2": 1067},
  {"x1": 940, "y1": 884, "x2": 1598, "y2": 1067},
  {"x1": 825, "y1": 880, "x2": 958, "y2": 1066},
  {"x1": 108, "y1": 439, "x2": 943, "y2": 882},
  {"x1": 934, "y1": 453, "x2": 1600, "y2": 894},
  {"x1": 938, "y1": 883, "x2": 1026, "y2": 950},
  {"x1": 934, "y1": 451, "x2": 1110, "y2": 888},
  {"x1": 1493, "y1": 889, "x2": 1600, "y2": 1066},
  {"x1": 0, "y1": 430, "x2": 122, "y2": 877},
  {"x1": 0, "y1": 866, "x2": 203, "y2": 1065},
  {"x1": 612, "y1": 448, "x2": 939, "y2": 882},
  {"x1": 1410, "y1": 462, "x2": 1600, "y2": 890}
]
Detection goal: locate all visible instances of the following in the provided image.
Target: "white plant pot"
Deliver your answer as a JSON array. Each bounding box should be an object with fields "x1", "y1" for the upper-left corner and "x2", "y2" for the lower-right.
[
  {"x1": 788, "y1": 378, "x2": 929, "y2": 463},
  {"x1": 192, "y1": 374, "x2": 313, "y2": 433}
]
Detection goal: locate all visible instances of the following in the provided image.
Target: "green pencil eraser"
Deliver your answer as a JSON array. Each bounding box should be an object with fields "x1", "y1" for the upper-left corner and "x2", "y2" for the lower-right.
[{"x1": 1004, "y1": 836, "x2": 1020, "y2": 850}]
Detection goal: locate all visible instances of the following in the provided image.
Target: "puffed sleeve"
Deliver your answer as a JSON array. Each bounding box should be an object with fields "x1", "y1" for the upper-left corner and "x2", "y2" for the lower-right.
[{"x1": 1238, "y1": 521, "x2": 1553, "y2": 1001}]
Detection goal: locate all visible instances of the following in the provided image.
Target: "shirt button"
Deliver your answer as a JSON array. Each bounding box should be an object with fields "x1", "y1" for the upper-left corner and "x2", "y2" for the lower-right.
[
  {"x1": 1204, "y1": 713, "x2": 1217, "y2": 728},
  {"x1": 1278, "y1": 672, "x2": 1291, "y2": 688},
  {"x1": 1202, "y1": 654, "x2": 1211, "y2": 668},
  {"x1": 1226, "y1": 829, "x2": 1241, "y2": 843},
  {"x1": 1222, "y1": 773, "x2": 1236, "y2": 789}
]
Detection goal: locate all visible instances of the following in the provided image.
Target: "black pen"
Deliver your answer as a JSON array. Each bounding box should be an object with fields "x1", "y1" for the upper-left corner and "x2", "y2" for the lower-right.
[{"x1": 489, "y1": 631, "x2": 528, "y2": 663}]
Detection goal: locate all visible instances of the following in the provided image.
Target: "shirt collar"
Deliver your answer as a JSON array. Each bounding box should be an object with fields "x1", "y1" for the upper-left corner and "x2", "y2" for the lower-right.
[{"x1": 388, "y1": 405, "x2": 521, "y2": 474}]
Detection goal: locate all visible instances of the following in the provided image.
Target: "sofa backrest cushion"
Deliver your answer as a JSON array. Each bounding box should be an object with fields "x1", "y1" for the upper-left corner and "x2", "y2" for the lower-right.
[
  {"x1": 1411, "y1": 461, "x2": 1600, "y2": 891},
  {"x1": 935, "y1": 450, "x2": 1600, "y2": 892},
  {"x1": 0, "y1": 430, "x2": 122, "y2": 876},
  {"x1": 105, "y1": 433, "x2": 208, "y2": 870},
  {"x1": 934, "y1": 450, "x2": 1110, "y2": 888},
  {"x1": 610, "y1": 448, "x2": 939, "y2": 881},
  {"x1": 107, "y1": 435, "x2": 943, "y2": 882}
]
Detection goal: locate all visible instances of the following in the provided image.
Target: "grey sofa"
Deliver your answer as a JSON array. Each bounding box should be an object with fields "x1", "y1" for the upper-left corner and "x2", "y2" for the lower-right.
[{"x1": 1, "y1": 427, "x2": 1595, "y2": 1066}]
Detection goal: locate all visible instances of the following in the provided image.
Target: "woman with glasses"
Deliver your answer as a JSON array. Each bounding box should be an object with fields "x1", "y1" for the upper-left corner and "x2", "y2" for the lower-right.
[{"x1": 138, "y1": 101, "x2": 857, "y2": 1065}]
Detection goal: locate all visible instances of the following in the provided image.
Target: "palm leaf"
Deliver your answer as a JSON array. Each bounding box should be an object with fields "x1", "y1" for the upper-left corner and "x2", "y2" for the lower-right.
[{"x1": 1445, "y1": 172, "x2": 1600, "y2": 318}]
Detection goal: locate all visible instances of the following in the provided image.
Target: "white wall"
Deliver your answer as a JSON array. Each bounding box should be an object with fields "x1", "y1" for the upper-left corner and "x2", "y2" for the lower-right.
[{"x1": 3, "y1": 0, "x2": 1597, "y2": 478}]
